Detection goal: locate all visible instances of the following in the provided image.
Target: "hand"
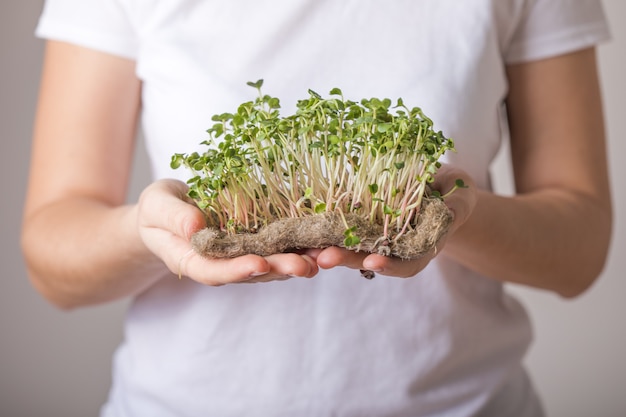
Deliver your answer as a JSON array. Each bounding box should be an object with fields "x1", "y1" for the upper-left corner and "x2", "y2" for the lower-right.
[
  {"x1": 137, "y1": 179, "x2": 319, "y2": 285},
  {"x1": 306, "y1": 165, "x2": 477, "y2": 278}
]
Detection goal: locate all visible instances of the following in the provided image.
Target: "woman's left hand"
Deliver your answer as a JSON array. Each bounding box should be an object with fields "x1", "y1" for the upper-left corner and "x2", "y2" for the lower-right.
[{"x1": 305, "y1": 164, "x2": 477, "y2": 278}]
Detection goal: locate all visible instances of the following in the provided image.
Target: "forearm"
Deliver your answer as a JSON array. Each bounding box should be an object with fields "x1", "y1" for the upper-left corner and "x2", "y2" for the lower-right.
[
  {"x1": 21, "y1": 198, "x2": 167, "y2": 309},
  {"x1": 444, "y1": 187, "x2": 612, "y2": 297}
]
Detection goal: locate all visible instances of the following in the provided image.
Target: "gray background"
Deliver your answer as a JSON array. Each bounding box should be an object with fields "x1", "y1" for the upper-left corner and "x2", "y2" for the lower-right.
[{"x1": 1, "y1": 1, "x2": 624, "y2": 416}]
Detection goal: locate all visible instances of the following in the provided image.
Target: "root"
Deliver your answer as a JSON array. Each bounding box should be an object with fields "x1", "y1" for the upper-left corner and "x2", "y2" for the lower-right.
[{"x1": 191, "y1": 198, "x2": 453, "y2": 260}]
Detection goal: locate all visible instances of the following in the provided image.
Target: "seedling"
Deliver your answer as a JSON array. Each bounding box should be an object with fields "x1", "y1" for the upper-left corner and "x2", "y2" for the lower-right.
[{"x1": 172, "y1": 80, "x2": 459, "y2": 259}]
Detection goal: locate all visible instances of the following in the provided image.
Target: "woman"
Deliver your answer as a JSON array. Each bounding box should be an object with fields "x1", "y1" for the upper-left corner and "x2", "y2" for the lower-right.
[{"x1": 22, "y1": 1, "x2": 612, "y2": 415}]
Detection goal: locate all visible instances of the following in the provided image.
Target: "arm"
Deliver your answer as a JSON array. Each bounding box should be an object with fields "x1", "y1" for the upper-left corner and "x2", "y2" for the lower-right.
[
  {"x1": 22, "y1": 41, "x2": 318, "y2": 310},
  {"x1": 21, "y1": 40, "x2": 157, "y2": 308},
  {"x1": 444, "y1": 47, "x2": 612, "y2": 298},
  {"x1": 313, "y1": 48, "x2": 612, "y2": 298}
]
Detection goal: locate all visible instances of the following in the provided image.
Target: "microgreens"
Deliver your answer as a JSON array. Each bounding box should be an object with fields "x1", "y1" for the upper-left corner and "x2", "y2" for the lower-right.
[{"x1": 171, "y1": 80, "x2": 457, "y2": 245}]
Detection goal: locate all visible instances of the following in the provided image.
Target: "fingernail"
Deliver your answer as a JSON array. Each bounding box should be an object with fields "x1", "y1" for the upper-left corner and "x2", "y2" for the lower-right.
[
  {"x1": 249, "y1": 271, "x2": 268, "y2": 277},
  {"x1": 360, "y1": 269, "x2": 377, "y2": 280}
]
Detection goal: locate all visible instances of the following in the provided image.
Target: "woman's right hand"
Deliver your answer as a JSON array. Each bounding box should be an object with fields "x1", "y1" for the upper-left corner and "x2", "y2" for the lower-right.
[{"x1": 136, "y1": 179, "x2": 319, "y2": 285}]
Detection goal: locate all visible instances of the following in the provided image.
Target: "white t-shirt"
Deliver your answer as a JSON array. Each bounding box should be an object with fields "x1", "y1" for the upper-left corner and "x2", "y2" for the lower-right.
[{"x1": 36, "y1": 1, "x2": 609, "y2": 416}]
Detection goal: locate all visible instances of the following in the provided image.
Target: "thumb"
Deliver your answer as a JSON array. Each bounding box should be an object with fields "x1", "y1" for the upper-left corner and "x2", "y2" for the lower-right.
[
  {"x1": 138, "y1": 179, "x2": 207, "y2": 240},
  {"x1": 431, "y1": 165, "x2": 477, "y2": 233}
]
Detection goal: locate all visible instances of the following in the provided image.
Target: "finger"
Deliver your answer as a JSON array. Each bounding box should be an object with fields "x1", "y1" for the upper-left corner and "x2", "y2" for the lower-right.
[
  {"x1": 312, "y1": 246, "x2": 436, "y2": 279},
  {"x1": 139, "y1": 179, "x2": 206, "y2": 239},
  {"x1": 180, "y1": 251, "x2": 318, "y2": 285},
  {"x1": 315, "y1": 246, "x2": 368, "y2": 270},
  {"x1": 362, "y1": 251, "x2": 434, "y2": 278},
  {"x1": 249, "y1": 253, "x2": 319, "y2": 282},
  {"x1": 180, "y1": 251, "x2": 273, "y2": 285},
  {"x1": 301, "y1": 248, "x2": 323, "y2": 261}
]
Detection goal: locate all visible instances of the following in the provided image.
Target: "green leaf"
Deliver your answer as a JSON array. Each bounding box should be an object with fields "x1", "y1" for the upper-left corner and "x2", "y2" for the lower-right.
[
  {"x1": 329, "y1": 87, "x2": 343, "y2": 96},
  {"x1": 377, "y1": 123, "x2": 392, "y2": 133},
  {"x1": 314, "y1": 203, "x2": 326, "y2": 214},
  {"x1": 268, "y1": 97, "x2": 281, "y2": 109},
  {"x1": 232, "y1": 114, "x2": 245, "y2": 126},
  {"x1": 246, "y1": 79, "x2": 264, "y2": 89},
  {"x1": 186, "y1": 175, "x2": 201, "y2": 185},
  {"x1": 368, "y1": 183, "x2": 379, "y2": 194},
  {"x1": 170, "y1": 154, "x2": 184, "y2": 169},
  {"x1": 308, "y1": 89, "x2": 322, "y2": 99},
  {"x1": 344, "y1": 235, "x2": 361, "y2": 247},
  {"x1": 343, "y1": 225, "x2": 357, "y2": 236}
]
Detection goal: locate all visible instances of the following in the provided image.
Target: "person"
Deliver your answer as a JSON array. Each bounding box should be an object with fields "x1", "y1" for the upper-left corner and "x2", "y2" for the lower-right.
[{"x1": 21, "y1": 1, "x2": 613, "y2": 416}]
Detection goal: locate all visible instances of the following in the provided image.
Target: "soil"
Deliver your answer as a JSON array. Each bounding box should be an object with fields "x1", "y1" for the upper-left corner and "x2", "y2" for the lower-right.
[{"x1": 191, "y1": 198, "x2": 453, "y2": 260}]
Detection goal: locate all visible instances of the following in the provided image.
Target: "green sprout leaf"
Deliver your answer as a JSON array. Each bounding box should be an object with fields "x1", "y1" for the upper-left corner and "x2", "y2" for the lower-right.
[
  {"x1": 439, "y1": 178, "x2": 470, "y2": 199},
  {"x1": 246, "y1": 79, "x2": 264, "y2": 89},
  {"x1": 344, "y1": 235, "x2": 361, "y2": 247},
  {"x1": 170, "y1": 154, "x2": 184, "y2": 169},
  {"x1": 343, "y1": 226, "x2": 361, "y2": 247},
  {"x1": 314, "y1": 203, "x2": 327, "y2": 214}
]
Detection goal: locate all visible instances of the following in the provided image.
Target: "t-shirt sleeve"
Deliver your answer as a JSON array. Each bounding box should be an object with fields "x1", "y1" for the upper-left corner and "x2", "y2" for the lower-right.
[
  {"x1": 505, "y1": 0, "x2": 611, "y2": 64},
  {"x1": 35, "y1": 0, "x2": 137, "y2": 60}
]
